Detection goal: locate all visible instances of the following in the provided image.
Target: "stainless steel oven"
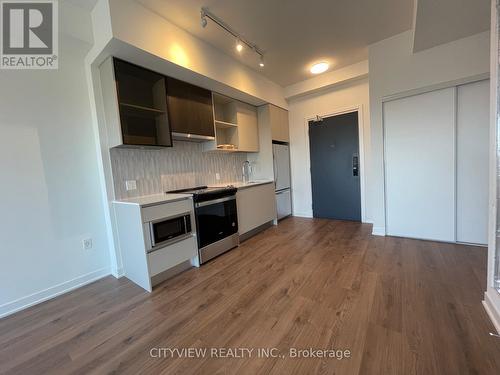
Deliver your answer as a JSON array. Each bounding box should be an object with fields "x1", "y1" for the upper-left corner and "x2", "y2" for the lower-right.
[
  {"x1": 148, "y1": 213, "x2": 192, "y2": 252},
  {"x1": 167, "y1": 186, "x2": 239, "y2": 263},
  {"x1": 195, "y1": 196, "x2": 238, "y2": 248}
]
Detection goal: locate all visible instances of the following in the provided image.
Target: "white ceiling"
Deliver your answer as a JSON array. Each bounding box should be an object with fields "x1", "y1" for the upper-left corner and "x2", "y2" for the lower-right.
[
  {"x1": 413, "y1": 0, "x2": 490, "y2": 52},
  {"x1": 64, "y1": 0, "x2": 99, "y2": 11},
  {"x1": 137, "y1": 0, "x2": 415, "y2": 86}
]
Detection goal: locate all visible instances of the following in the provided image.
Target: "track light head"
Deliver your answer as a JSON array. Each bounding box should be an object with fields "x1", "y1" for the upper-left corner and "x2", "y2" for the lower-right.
[
  {"x1": 200, "y1": 9, "x2": 208, "y2": 28},
  {"x1": 236, "y1": 39, "x2": 243, "y2": 52},
  {"x1": 200, "y1": 8, "x2": 266, "y2": 66}
]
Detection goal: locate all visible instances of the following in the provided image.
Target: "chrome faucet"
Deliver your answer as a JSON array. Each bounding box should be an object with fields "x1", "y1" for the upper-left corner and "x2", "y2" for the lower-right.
[{"x1": 242, "y1": 161, "x2": 252, "y2": 183}]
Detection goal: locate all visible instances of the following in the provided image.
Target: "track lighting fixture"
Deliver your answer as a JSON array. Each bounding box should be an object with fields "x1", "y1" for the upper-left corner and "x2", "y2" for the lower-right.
[{"x1": 200, "y1": 7, "x2": 265, "y2": 68}]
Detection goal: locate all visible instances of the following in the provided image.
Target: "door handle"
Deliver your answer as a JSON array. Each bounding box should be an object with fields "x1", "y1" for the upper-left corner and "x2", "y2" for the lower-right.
[
  {"x1": 352, "y1": 153, "x2": 359, "y2": 177},
  {"x1": 273, "y1": 155, "x2": 278, "y2": 186}
]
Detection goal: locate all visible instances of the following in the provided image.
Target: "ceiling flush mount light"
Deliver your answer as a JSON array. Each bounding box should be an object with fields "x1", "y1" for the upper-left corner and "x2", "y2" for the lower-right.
[
  {"x1": 310, "y1": 62, "x2": 329, "y2": 74},
  {"x1": 200, "y1": 7, "x2": 265, "y2": 68}
]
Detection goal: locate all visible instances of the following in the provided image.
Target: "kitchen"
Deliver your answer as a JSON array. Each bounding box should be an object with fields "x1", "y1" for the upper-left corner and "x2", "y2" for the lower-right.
[
  {"x1": 2, "y1": 1, "x2": 500, "y2": 373},
  {"x1": 103, "y1": 58, "x2": 293, "y2": 291}
]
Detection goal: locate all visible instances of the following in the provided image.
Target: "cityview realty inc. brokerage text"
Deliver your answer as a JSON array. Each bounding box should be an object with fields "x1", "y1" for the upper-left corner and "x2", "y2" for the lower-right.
[{"x1": 150, "y1": 347, "x2": 352, "y2": 360}]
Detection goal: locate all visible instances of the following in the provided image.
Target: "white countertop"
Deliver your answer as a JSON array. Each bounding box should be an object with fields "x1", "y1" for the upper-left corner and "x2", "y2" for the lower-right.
[
  {"x1": 113, "y1": 193, "x2": 192, "y2": 207},
  {"x1": 113, "y1": 180, "x2": 274, "y2": 207},
  {"x1": 211, "y1": 179, "x2": 275, "y2": 190}
]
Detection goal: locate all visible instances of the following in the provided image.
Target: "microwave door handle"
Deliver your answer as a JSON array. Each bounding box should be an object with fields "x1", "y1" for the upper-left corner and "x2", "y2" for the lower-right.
[{"x1": 149, "y1": 222, "x2": 156, "y2": 248}]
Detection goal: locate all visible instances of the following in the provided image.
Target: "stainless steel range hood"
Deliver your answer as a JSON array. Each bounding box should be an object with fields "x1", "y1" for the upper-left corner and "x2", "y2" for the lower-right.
[{"x1": 171, "y1": 132, "x2": 215, "y2": 142}]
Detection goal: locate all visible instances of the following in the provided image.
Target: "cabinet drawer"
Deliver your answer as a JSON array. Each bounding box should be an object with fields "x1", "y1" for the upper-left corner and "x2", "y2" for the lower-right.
[
  {"x1": 147, "y1": 235, "x2": 197, "y2": 276},
  {"x1": 141, "y1": 198, "x2": 193, "y2": 223}
]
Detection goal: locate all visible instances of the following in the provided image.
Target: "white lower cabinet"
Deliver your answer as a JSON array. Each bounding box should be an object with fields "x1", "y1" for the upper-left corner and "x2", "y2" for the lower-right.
[
  {"x1": 236, "y1": 183, "x2": 277, "y2": 235},
  {"x1": 113, "y1": 196, "x2": 198, "y2": 292}
]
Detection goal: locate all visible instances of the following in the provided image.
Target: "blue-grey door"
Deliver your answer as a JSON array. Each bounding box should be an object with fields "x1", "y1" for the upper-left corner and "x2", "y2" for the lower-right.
[{"x1": 309, "y1": 112, "x2": 361, "y2": 221}]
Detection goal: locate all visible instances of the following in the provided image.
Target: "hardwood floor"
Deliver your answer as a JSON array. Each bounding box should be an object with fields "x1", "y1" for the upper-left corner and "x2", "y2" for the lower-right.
[{"x1": 1, "y1": 217, "x2": 500, "y2": 374}]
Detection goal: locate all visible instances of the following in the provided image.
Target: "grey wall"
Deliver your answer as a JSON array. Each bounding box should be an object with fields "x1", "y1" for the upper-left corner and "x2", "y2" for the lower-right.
[{"x1": 110, "y1": 141, "x2": 248, "y2": 199}]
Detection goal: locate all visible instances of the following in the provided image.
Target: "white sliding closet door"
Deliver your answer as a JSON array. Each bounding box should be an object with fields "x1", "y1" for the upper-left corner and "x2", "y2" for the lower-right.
[
  {"x1": 384, "y1": 87, "x2": 456, "y2": 242},
  {"x1": 456, "y1": 80, "x2": 489, "y2": 245}
]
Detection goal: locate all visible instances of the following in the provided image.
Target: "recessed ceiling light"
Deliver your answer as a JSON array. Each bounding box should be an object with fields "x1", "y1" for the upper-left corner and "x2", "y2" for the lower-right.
[{"x1": 310, "y1": 62, "x2": 329, "y2": 74}]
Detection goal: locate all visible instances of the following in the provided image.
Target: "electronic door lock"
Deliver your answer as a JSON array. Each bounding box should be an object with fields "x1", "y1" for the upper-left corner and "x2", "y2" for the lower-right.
[{"x1": 352, "y1": 154, "x2": 359, "y2": 177}]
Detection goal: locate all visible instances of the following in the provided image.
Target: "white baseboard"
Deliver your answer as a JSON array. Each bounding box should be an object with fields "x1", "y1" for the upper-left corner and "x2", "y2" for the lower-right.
[
  {"x1": 111, "y1": 266, "x2": 125, "y2": 278},
  {"x1": 483, "y1": 291, "x2": 500, "y2": 334},
  {"x1": 0, "y1": 267, "x2": 111, "y2": 319},
  {"x1": 372, "y1": 226, "x2": 386, "y2": 236},
  {"x1": 292, "y1": 212, "x2": 313, "y2": 218}
]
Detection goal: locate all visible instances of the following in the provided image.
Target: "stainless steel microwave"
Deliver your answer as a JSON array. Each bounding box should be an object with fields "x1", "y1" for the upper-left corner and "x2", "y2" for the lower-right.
[{"x1": 148, "y1": 213, "x2": 192, "y2": 252}]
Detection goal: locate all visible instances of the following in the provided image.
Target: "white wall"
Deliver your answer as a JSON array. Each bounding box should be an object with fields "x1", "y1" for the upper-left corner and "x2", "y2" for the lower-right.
[
  {"x1": 0, "y1": 15, "x2": 111, "y2": 316},
  {"x1": 483, "y1": 0, "x2": 500, "y2": 333},
  {"x1": 369, "y1": 30, "x2": 490, "y2": 234},
  {"x1": 287, "y1": 78, "x2": 371, "y2": 220}
]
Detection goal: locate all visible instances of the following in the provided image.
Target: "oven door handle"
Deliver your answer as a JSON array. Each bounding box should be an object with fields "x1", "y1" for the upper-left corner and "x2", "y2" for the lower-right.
[{"x1": 195, "y1": 195, "x2": 236, "y2": 208}]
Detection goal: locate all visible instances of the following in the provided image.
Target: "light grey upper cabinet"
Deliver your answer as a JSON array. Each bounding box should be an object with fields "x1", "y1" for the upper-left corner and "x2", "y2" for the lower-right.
[
  {"x1": 235, "y1": 101, "x2": 259, "y2": 152},
  {"x1": 270, "y1": 105, "x2": 289, "y2": 143},
  {"x1": 204, "y1": 93, "x2": 259, "y2": 152}
]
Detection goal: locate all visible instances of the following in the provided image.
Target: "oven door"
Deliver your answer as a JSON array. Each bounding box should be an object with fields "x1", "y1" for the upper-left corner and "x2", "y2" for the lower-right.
[
  {"x1": 149, "y1": 214, "x2": 191, "y2": 251},
  {"x1": 195, "y1": 196, "x2": 238, "y2": 249}
]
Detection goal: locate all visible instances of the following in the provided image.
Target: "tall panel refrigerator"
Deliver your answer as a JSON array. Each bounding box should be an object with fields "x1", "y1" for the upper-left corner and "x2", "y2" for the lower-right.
[{"x1": 273, "y1": 142, "x2": 292, "y2": 220}]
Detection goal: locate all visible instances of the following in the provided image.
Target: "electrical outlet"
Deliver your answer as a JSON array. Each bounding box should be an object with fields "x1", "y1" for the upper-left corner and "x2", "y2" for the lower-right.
[
  {"x1": 83, "y1": 238, "x2": 93, "y2": 250},
  {"x1": 215, "y1": 173, "x2": 220, "y2": 181},
  {"x1": 125, "y1": 180, "x2": 137, "y2": 191}
]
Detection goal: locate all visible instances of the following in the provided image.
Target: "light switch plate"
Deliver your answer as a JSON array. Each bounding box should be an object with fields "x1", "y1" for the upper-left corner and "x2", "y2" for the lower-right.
[
  {"x1": 215, "y1": 173, "x2": 220, "y2": 181},
  {"x1": 125, "y1": 180, "x2": 137, "y2": 191}
]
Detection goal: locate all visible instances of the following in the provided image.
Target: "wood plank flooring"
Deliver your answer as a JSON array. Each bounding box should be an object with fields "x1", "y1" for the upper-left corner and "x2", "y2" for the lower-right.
[{"x1": 1, "y1": 217, "x2": 500, "y2": 374}]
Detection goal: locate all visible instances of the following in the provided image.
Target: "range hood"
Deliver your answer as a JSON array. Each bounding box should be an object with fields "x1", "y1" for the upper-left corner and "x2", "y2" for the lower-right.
[{"x1": 171, "y1": 132, "x2": 215, "y2": 142}]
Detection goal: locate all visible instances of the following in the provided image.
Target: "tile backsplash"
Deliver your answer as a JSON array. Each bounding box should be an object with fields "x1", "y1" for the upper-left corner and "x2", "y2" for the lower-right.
[{"x1": 110, "y1": 141, "x2": 248, "y2": 199}]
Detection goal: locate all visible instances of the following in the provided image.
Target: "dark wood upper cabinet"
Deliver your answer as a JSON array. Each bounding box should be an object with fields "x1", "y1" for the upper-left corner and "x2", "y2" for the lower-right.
[
  {"x1": 167, "y1": 77, "x2": 215, "y2": 138},
  {"x1": 113, "y1": 58, "x2": 172, "y2": 147}
]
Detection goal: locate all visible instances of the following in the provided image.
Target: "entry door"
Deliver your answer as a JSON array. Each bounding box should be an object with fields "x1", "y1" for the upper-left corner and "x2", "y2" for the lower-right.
[{"x1": 309, "y1": 112, "x2": 361, "y2": 221}]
